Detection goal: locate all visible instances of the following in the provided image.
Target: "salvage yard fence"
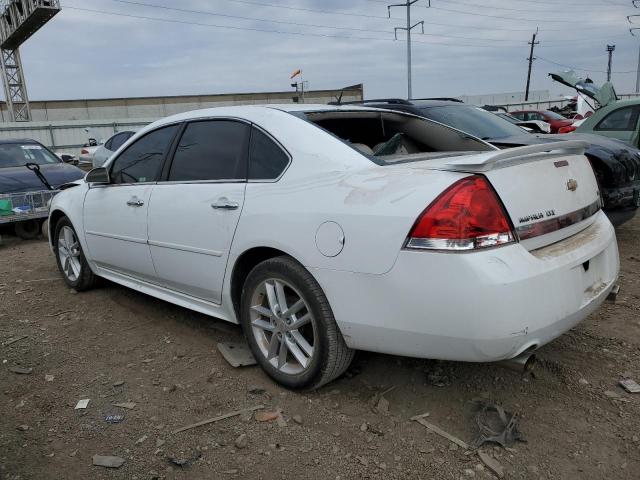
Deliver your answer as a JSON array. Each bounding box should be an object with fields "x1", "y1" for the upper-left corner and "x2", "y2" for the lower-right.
[{"x1": 498, "y1": 92, "x2": 640, "y2": 112}]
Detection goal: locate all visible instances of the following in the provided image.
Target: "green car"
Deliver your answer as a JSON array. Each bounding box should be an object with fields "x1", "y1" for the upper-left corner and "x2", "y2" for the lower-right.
[{"x1": 551, "y1": 71, "x2": 640, "y2": 147}]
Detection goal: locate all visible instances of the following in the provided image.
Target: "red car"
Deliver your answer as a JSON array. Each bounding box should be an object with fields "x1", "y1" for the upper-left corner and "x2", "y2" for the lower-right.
[{"x1": 510, "y1": 110, "x2": 574, "y2": 133}]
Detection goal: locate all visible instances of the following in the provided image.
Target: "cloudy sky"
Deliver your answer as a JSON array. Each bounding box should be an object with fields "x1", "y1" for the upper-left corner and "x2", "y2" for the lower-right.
[{"x1": 17, "y1": 0, "x2": 640, "y2": 101}]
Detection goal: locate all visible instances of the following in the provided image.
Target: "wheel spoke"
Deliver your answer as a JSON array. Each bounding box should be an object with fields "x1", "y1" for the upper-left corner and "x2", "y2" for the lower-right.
[
  {"x1": 63, "y1": 227, "x2": 74, "y2": 247},
  {"x1": 286, "y1": 337, "x2": 310, "y2": 368},
  {"x1": 252, "y1": 318, "x2": 275, "y2": 333},
  {"x1": 291, "y1": 330, "x2": 313, "y2": 357},
  {"x1": 274, "y1": 280, "x2": 288, "y2": 312},
  {"x1": 266, "y1": 333, "x2": 279, "y2": 360},
  {"x1": 264, "y1": 281, "x2": 279, "y2": 315},
  {"x1": 282, "y1": 299, "x2": 305, "y2": 318},
  {"x1": 288, "y1": 312, "x2": 311, "y2": 330},
  {"x1": 251, "y1": 305, "x2": 273, "y2": 319},
  {"x1": 70, "y1": 258, "x2": 81, "y2": 279},
  {"x1": 277, "y1": 336, "x2": 288, "y2": 369}
]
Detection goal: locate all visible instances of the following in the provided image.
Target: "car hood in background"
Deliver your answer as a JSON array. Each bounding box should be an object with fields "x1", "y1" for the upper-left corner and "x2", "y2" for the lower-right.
[
  {"x1": 0, "y1": 162, "x2": 85, "y2": 194},
  {"x1": 486, "y1": 132, "x2": 640, "y2": 186},
  {"x1": 549, "y1": 70, "x2": 618, "y2": 108}
]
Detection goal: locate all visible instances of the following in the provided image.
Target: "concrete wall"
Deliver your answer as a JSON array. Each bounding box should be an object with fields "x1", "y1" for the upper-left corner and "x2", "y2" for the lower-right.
[{"x1": 0, "y1": 85, "x2": 364, "y2": 122}]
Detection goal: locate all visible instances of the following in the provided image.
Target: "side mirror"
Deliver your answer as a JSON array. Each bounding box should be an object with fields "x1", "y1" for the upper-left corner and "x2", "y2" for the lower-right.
[
  {"x1": 60, "y1": 154, "x2": 76, "y2": 164},
  {"x1": 85, "y1": 167, "x2": 110, "y2": 184}
]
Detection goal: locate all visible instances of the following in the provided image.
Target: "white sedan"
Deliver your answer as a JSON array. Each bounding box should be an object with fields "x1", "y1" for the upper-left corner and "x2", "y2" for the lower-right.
[{"x1": 48, "y1": 105, "x2": 619, "y2": 389}]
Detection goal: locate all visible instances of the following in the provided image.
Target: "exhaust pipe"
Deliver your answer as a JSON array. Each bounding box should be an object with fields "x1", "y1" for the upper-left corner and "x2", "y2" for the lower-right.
[{"x1": 497, "y1": 352, "x2": 536, "y2": 373}]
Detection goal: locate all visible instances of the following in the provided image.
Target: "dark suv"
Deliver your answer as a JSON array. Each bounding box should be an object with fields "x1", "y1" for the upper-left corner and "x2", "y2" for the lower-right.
[{"x1": 332, "y1": 98, "x2": 640, "y2": 226}]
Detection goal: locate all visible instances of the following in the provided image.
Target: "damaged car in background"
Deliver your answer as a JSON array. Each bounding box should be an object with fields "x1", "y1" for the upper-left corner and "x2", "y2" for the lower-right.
[
  {"x1": 47, "y1": 105, "x2": 619, "y2": 389},
  {"x1": 338, "y1": 98, "x2": 640, "y2": 226},
  {"x1": 0, "y1": 139, "x2": 84, "y2": 241}
]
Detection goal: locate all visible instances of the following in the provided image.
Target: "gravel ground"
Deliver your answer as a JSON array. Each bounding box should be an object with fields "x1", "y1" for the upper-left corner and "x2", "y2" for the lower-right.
[{"x1": 1, "y1": 214, "x2": 639, "y2": 480}]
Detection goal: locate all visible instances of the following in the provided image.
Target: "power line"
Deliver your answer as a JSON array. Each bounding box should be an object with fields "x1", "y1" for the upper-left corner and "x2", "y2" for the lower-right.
[
  {"x1": 536, "y1": 55, "x2": 636, "y2": 74},
  {"x1": 61, "y1": 5, "x2": 525, "y2": 49},
  {"x1": 429, "y1": 5, "x2": 584, "y2": 23},
  {"x1": 105, "y1": 0, "x2": 528, "y2": 44}
]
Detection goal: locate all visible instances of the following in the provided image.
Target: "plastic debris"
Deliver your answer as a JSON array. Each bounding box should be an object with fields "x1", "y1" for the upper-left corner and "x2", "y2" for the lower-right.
[
  {"x1": 112, "y1": 402, "x2": 136, "y2": 410},
  {"x1": 167, "y1": 451, "x2": 201, "y2": 468},
  {"x1": 217, "y1": 342, "x2": 257, "y2": 368},
  {"x1": 9, "y1": 366, "x2": 32, "y2": 375},
  {"x1": 92, "y1": 455, "x2": 125, "y2": 468},
  {"x1": 619, "y1": 379, "x2": 640, "y2": 393},
  {"x1": 478, "y1": 451, "x2": 504, "y2": 478},
  {"x1": 173, "y1": 405, "x2": 264, "y2": 434},
  {"x1": 75, "y1": 399, "x2": 90, "y2": 410},
  {"x1": 472, "y1": 401, "x2": 525, "y2": 448},
  {"x1": 105, "y1": 414, "x2": 125, "y2": 424}
]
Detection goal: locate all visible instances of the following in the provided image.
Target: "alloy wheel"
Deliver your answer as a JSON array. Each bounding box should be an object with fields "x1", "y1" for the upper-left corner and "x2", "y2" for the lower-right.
[
  {"x1": 57, "y1": 226, "x2": 82, "y2": 282},
  {"x1": 250, "y1": 278, "x2": 316, "y2": 375}
]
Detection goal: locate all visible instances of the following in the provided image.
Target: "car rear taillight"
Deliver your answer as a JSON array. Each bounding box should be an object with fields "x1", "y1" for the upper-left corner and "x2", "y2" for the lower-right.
[
  {"x1": 406, "y1": 175, "x2": 515, "y2": 251},
  {"x1": 81, "y1": 148, "x2": 89, "y2": 155},
  {"x1": 558, "y1": 125, "x2": 576, "y2": 134}
]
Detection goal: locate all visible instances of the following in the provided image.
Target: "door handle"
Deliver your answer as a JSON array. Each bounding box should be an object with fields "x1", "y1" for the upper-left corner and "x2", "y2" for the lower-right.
[
  {"x1": 211, "y1": 198, "x2": 239, "y2": 210},
  {"x1": 126, "y1": 197, "x2": 144, "y2": 207}
]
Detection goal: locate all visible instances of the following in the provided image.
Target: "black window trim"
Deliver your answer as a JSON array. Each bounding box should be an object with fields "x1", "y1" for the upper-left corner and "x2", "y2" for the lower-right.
[
  {"x1": 103, "y1": 122, "x2": 183, "y2": 188},
  {"x1": 159, "y1": 116, "x2": 254, "y2": 185},
  {"x1": 247, "y1": 123, "x2": 292, "y2": 184},
  {"x1": 594, "y1": 105, "x2": 640, "y2": 132}
]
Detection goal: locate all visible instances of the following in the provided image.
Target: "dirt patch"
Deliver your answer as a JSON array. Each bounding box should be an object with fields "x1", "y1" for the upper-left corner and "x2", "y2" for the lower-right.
[{"x1": 1, "y1": 216, "x2": 639, "y2": 479}]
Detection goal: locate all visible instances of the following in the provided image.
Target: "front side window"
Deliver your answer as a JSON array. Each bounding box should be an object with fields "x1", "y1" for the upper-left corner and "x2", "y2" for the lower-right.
[
  {"x1": 249, "y1": 127, "x2": 289, "y2": 180},
  {"x1": 110, "y1": 125, "x2": 179, "y2": 184},
  {"x1": 169, "y1": 120, "x2": 249, "y2": 182},
  {"x1": 595, "y1": 106, "x2": 640, "y2": 131}
]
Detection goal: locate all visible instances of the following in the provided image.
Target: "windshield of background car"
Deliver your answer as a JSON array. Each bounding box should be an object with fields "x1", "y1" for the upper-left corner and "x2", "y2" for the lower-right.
[
  {"x1": 0, "y1": 143, "x2": 60, "y2": 168},
  {"x1": 543, "y1": 110, "x2": 566, "y2": 121},
  {"x1": 418, "y1": 105, "x2": 527, "y2": 140}
]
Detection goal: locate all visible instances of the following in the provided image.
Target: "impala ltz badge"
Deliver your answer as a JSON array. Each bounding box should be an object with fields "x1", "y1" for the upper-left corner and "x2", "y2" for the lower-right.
[{"x1": 567, "y1": 179, "x2": 578, "y2": 191}]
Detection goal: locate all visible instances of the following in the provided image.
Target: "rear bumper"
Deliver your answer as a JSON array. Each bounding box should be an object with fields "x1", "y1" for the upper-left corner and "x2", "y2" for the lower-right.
[{"x1": 311, "y1": 211, "x2": 619, "y2": 362}]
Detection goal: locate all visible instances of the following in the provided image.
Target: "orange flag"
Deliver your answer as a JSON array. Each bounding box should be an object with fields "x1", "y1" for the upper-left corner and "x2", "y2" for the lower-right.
[{"x1": 290, "y1": 69, "x2": 301, "y2": 79}]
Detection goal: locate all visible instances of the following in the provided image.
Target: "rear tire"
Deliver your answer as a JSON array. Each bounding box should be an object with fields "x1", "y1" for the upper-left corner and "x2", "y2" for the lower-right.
[
  {"x1": 240, "y1": 256, "x2": 354, "y2": 390},
  {"x1": 53, "y1": 217, "x2": 97, "y2": 291},
  {"x1": 15, "y1": 220, "x2": 41, "y2": 240}
]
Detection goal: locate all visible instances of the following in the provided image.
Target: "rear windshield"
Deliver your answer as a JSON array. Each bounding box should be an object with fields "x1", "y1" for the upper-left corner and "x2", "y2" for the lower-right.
[
  {"x1": 543, "y1": 110, "x2": 567, "y2": 120},
  {"x1": 301, "y1": 109, "x2": 494, "y2": 165},
  {"x1": 0, "y1": 143, "x2": 60, "y2": 168},
  {"x1": 417, "y1": 105, "x2": 527, "y2": 140}
]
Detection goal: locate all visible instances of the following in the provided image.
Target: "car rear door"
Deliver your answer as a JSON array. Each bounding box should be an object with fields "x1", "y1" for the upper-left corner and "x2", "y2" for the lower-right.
[
  {"x1": 592, "y1": 104, "x2": 640, "y2": 146},
  {"x1": 147, "y1": 119, "x2": 250, "y2": 303},
  {"x1": 83, "y1": 124, "x2": 180, "y2": 282}
]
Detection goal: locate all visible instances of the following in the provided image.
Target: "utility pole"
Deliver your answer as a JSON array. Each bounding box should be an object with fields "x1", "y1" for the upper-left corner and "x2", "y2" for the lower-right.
[
  {"x1": 630, "y1": 4, "x2": 640, "y2": 92},
  {"x1": 606, "y1": 45, "x2": 616, "y2": 82},
  {"x1": 388, "y1": 1, "x2": 426, "y2": 100},
  {"x1": 524, "y1": 28, "x2": 539, "y2": 102}
]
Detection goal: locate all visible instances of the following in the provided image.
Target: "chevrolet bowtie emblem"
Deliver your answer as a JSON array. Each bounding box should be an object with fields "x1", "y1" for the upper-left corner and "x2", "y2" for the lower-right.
[{"x1": 567, "y1": 179, "x2": 578, "y2": 191}]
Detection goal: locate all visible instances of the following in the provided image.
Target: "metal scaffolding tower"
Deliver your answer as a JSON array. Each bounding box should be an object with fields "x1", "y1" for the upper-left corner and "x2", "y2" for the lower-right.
[{"x1": 0, "y1": 0, "x2": 60, "y2": 121}]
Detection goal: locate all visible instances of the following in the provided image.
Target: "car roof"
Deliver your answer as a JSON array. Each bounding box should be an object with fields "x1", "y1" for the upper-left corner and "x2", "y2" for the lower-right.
[{"x1": 0, "y1": 138, "x2": 40, "y2": 145}]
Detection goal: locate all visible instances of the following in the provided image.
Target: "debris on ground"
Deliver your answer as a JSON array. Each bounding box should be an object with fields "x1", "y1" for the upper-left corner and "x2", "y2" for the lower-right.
[
  {"x1": 411, "y1": 413, "x2": 470, "y2": 450},
  {"x1": 105, "y1": 414, "x2": 125, "y2": 424},
  {"x1": 247, "y1": 385, "x2": 266, "y2": 395},
  {"x1": 217, "y1": 342, "x2": 257, "y2": 367},
  {"x1": 426, "y1": 367, "x2": 451, "y2": 387},
  {"x1": 234, "y1": 433, "x2": 248, "y2": 449},
  {"x1": 135, "y1": 434, "x2": 148, "y2": 444},
  {"x1": 2, "y1": 335, "x2": 28, "y2": 346},
  {"x1": 167, "y1": 451, "x2": 201, "y2": 468},
  {"x1": 292, "y1": 414, "x2": 303, "y2": 425},
  {"x1": 619, "y1": 378, "x2": 640, "y2": 393},
  {"x1": 172, "y1": 405, "x2": 264, "y2": 434},
  {"x1": 8, "y1": 366, "x2": 32, "y2": 375},
  {"x1": 477, "y1": 451, "x2": 504, "y2": 478},
  {"x1": 16, "y1": 424, "x2": 29, "y2": 431},
  {"x1": 604, "y1": 390, "x2": 621, "y2": 399},
  {"x1": 255, "y1": 410, "x2": 280, "y2": 423},
  {"x1": 44, "y1": 374, "x2": 54, "y2": 382},
  {"x1": 472, "y1": 401, "x2": 526, "y2": 448},
  {"x1": 112, "y1": 402, "x2": 136, "y2": 410},
  {"x1": 92, "y1": 455, "x2": 125, "y2": 468},
  {"x1": 74, "y1": 399, "x2": 90, "y2": 410},
  {"x1": 112, "y1": 380, "x2": 125, "y2": 387}
]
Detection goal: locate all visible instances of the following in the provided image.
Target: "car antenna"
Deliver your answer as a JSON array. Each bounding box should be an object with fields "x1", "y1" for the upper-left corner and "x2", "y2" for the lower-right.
[
  {"x1": 25, "y1": 163, "x2": 54, "y2": 191},
  {"x1": 334, "y1": 90, "x2": 344, "y2": 105}
]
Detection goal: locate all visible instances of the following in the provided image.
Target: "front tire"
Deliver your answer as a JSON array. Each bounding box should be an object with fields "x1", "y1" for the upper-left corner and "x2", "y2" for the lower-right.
[
  {"x1": 53, "y1": 217, "x2": 96, "y2": 291},
  {"x1": 240, "y1": 256, "x2": 354, "y2": 390}
]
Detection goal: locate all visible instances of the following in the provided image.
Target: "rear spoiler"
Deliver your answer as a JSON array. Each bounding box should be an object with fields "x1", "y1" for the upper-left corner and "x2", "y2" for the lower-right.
[{"x1": 443, "y1": 140, "x2": 590, "y2": 172}]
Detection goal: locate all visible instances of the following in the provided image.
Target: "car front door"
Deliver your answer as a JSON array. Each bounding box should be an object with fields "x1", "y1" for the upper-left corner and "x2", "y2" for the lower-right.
[
  {"x1": 147, "y1": 119, "x2": 250, "y2": 303},
  {"x1": 83, "y1": 124, "x2": 180, "y2": 282}
]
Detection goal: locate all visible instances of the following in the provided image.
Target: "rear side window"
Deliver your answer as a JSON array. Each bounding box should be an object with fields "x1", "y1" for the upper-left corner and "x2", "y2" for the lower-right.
[
  {"x1": 110, "y1": 125, "x2": 179, "y2": 184},
  {"x1": 169, "y1": 120, "x2": 249, "y2": 182},
  {"x1": 249, "y1": 127, "x2": 289, "y2": 180},
  {"x1": 110, "y1": 132, "x2": 133, "y2": 152},
  {"x1": 595, "y1": 106, "x2": 640, "y2": 131}
]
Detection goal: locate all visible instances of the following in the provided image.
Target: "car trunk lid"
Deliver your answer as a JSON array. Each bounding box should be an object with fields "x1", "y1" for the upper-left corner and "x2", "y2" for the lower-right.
[
  {"x1": 393, "y1": 141, "x2": 601, "y2": 251},
  {"x1": 549, "y1": 70, "x2": 617, "y2": 108}
]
